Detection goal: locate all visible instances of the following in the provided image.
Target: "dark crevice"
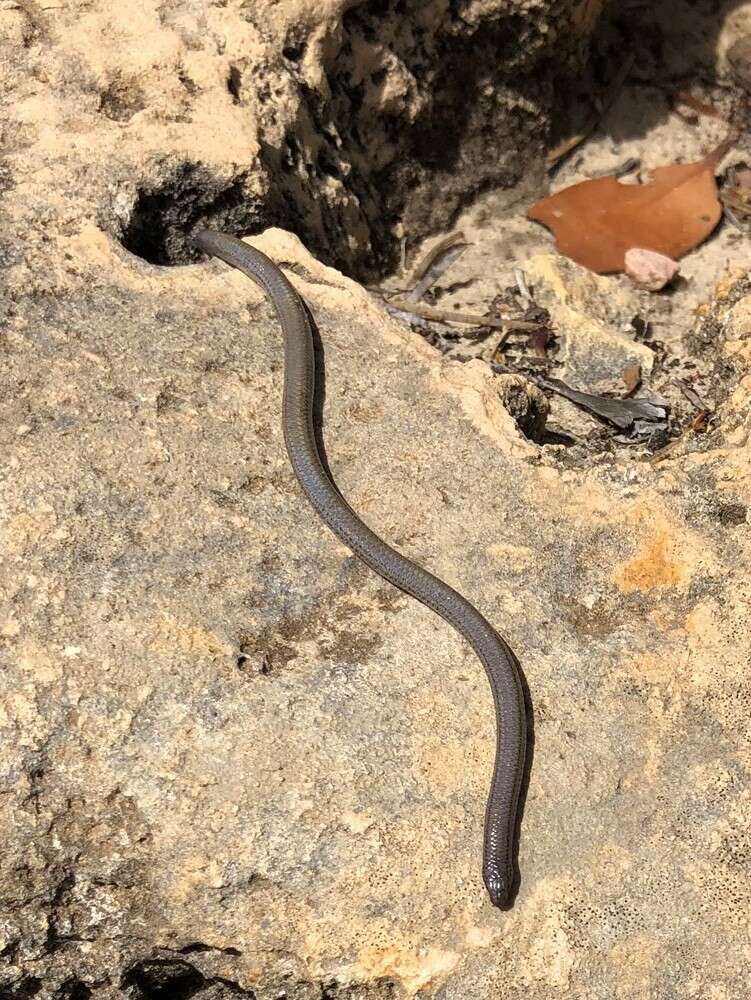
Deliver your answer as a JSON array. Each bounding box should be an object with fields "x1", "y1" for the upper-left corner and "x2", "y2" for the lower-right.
[
  {"x1": 178, "y1": 943, "x2": 242, "y2": 956},
  {"x1": 122, "y1": 959, "x2": 254, "y2": 1000},
  {"x1": 320, "y1": 980, "x2": 398, "y2": 999},
  {"x1": 117, "y1": 0, "x2": 562, "y2": 280},
  {"x1": 118, "y1": 164, "x2": 267, "y2": 266},
  {"x1": 122, "y1": 961, "x2": 205, "y2": 1000},
  {"x1": 59, "y1": 981, "x2": 93, "y2": 1000},
  {"x1": 227, "y1": 65, "x2": 243, "y2": 103},
  {"x1": 282, "y1": 44, "x2": 305, "y2": 63},
  {"x1": 44, "y1": 870, "x2": 78, "y2": 953},
  {"x1": 0, "y1": 978, "x2": 42, "y2": 999}
]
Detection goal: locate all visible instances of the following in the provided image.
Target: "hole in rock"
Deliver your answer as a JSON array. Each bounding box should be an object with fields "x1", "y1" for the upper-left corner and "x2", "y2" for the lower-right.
[
  {"x1": 122, "y1": 960, "x2": 205, "y2": 1000},
  {"x1": 118, "y1": 164, "x2": 264, "y2": 267},
  {"x1": 117, "y1": 0, "x2": 555, "y2": 281},
  {"x1": 115, "y1": 0, "x2": 750, "y2": 457},
  {"x1": 59, "y1": 981, "x2": 93, "y2": 1000},
  {"x1": 227, "y1": 66, "x2": 242, "y2": 103},
  {"x1": 121, "y1": 960, "x2": 253, "y2": 1000},
  {"x1": 2, "y1": 978, "x2": 42, "y2": 998}
]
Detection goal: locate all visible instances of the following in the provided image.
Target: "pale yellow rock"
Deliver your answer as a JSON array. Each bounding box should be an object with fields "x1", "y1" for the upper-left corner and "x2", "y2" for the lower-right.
[
  {"x1": 1, "y1": 2, "x2": 750, "y2": 999},
  {"x1": 525, "y1": 254, "x2": 655, "y2": 387}
]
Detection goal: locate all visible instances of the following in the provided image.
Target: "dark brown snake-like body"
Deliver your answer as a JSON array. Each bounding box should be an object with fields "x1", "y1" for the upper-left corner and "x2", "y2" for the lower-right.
[{"x1": 194, "y1": 230, "x2": 527, "y2": 907}]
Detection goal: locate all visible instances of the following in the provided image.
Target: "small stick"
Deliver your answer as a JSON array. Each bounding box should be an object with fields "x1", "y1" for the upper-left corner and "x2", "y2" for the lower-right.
[
  {"x1": 409, "y1": 232, "x2": 467, "y2": 284},
  {"x1": 673, "y1": 90, "x2": 724, "y2": 120},
  {"x1": 587, "y1": 157, "x2": 641, "y2": 179},
  {"x1": 673, "y1": 378, "x2": 710, "y2": 412},
  {"x1": 723, "y1": 205, "x2": 748, "y2": 231},
  {"x1": 405, "y1": 240, "x2": 468, "y2": 304},
  {"x1": 514, "y1": 268, "x2": 533, "y2": 304},
  {"x1": 387, "y1": 298, "x2": 538, "y2": 331}
]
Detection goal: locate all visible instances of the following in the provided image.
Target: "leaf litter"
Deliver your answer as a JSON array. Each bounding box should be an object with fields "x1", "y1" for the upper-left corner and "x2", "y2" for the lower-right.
[
  {"x1": 378, "y1": 120, "x2": 737, "y2": 451},
  {"x1": 527, "y1": 137, "x2": 734, "y2": 274}
]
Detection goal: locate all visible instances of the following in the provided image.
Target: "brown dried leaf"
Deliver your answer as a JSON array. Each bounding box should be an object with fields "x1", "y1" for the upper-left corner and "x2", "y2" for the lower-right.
[
  {"x1": 529, "y1": 329, "x2": 550, "y2": 357},
  {"x1": 673, "y1": 90, "x2": 723, "y2": 120},
  {"x1": 692, "y1": 410, "x2": 710, "y2": 433},
  {"x1": 623, "y1": 365, "x2": 642, "y2": 397},
  {"x1": 527, "y1": 140, "x2": 731, "y2": 274}
]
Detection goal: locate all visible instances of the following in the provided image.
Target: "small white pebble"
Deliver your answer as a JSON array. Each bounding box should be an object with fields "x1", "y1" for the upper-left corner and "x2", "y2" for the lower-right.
[{"x1": 624, "y1": 248, "x2": 680, "y2": 291}]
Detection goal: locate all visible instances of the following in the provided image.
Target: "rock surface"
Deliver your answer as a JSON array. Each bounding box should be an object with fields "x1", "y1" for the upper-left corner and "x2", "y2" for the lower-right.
[{"x1": 2, "y1": 2, "x2": 751, "y2": 999}]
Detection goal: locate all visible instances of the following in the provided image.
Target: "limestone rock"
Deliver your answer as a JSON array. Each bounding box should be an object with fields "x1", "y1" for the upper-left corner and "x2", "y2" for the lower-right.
[
  {"x1": 1, "y1": 2, "x2": 750, "y2": 999},
  {"x1": 524, "y1": 254, "x2": 655, "y2": 391}
]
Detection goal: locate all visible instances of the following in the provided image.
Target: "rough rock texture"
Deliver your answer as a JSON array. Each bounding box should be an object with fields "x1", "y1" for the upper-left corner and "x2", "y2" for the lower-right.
[
  {"x1": 0, "y1": 0, "x2": 595, "y2": 281},
  {"x1": 2, "y1": 1, "x2": 751, "y2": 999}
]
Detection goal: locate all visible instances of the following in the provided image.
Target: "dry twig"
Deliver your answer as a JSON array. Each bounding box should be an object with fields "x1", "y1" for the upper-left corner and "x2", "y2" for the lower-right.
[{"x1": 387, "y1": 298, "x2": 537, "y2": 331}]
